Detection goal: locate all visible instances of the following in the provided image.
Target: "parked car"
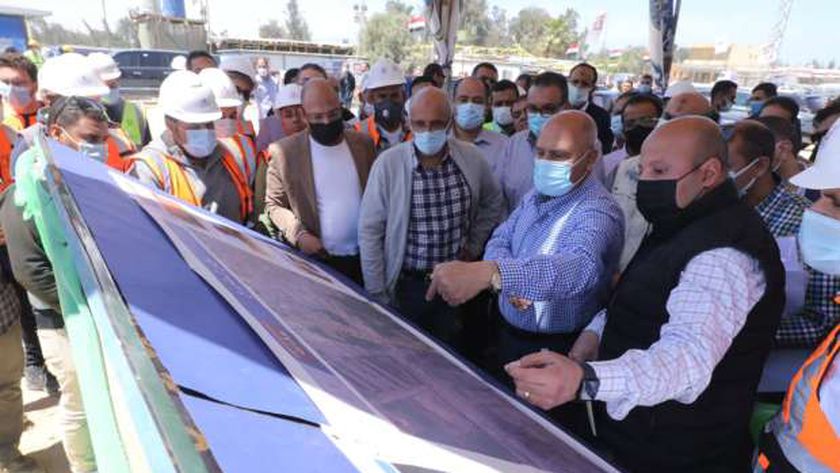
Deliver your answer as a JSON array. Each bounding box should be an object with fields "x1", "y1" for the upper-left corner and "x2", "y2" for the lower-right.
[{"x1": 113, "y1": 49, "x2": 186, "y2": 97}]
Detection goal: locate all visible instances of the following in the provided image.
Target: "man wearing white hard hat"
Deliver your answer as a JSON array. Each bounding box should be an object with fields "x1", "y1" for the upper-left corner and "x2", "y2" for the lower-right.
[
  {"x1": 771, "y1": 119, "x2": 840, "y2": 348},
  {"x1": 10, "y1": 53, "x2": 134, "y2": 170},
  {"x1": 753, "y1": 119, "x2": 840, "y2": 473},
  {"x1": 88, "y1": 52, "x2": 149, "y2": 149},
  {"x1": 219, "y1": 55, "x2": 258, "y2": 141},
  {"x1": 353, "y1": 58, "x2": 410, "y2": 154},
  {"x1": 126, "y1": 71, "x2": 252, "y2": 224}
]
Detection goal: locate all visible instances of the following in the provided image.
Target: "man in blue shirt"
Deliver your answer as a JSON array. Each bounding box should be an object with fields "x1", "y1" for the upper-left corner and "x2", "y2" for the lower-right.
[{"x1": 427, "y1": 110, "x2": 624, "y2": 364}]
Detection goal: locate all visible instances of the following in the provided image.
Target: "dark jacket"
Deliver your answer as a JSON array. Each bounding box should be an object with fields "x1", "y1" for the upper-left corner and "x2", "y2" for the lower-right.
[{"x1": 582, "y1": 102, "x2": 615, "y2": 155}]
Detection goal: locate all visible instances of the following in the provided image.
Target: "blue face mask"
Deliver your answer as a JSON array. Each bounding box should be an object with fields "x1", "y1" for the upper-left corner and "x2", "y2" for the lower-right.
[
  {"x1": 750, "y1": 100, "x2": 764, "y2": 116},
  {"x1": 528, "y1": 113, "x2": 551, "y2": 137},
  {"x1": 414, "y1": 129, "x2": 448, "y2": 155},
  {"x1": 637, "y1": 84, "x2": 652, "y2": 94},
  {"x1": 799, "y1": 209, "x2": 840, "y2": 276},
  {"x1": 533, "y1": 156, "x2": 585, "y2": 197},
  {"x1": 455, "y1": 103, "x2": 486, "y2": 130},
  {"x1": 610, "y1": 114, "x2": 623, "y2": 137}
]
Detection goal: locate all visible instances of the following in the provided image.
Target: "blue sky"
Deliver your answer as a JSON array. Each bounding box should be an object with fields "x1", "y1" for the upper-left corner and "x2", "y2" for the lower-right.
[{"x1": 34, "y1": 0, "x2": 840, "y2": 65}]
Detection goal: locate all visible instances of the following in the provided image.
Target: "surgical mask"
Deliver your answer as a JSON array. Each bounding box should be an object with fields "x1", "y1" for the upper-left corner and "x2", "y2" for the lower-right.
[
  {"x1": 257, "y1": 67, "x2": 269, "y2": 78},
  {"x1": 183, "y1": 129, "x2": 217, "y2": 158},
  {"x1": 1, "y1": 83, "x2": 33, "y2": 111},
  {"x1": 374, "y1": 99, "x2": 403, "y2": 129},
  {"x1": 728, "y1": 158, "x2": 761, "y2": 198},
  {"x1": 799, "y1": 209, "x2": 840, "y2": 276},
  {"x1": 528, "y1": 113, "x2": 551, "y2": 137},
  {"x1": 610, "y1": 114, "x2": 623, "y2": 137},
  {"x1": 750, "y1": 100, "x2": 763, "y2": 116},
  {"x1": 214, "y1": 118, "x2": 237, "y2": 139},
  {"x1": 309, "y1": 118, "x2": 345, "y2": 146},
  {"x1": 79, "y1": 141, "x2": 107, "y2": 162},
  {"x1": 102, "y1": 87, "x2": 120, "y2": 105},
  {"x1": 719, "y1": 100, "x2": 733, "y2": 113},
  {"x1": 413, "y1": 129, "x2": 448, "y2": 155},
  {"x1": 455, "y1": 103, "x2": 485, "y2": 130},
  {"x1": 636, "y1": 159, "x2": 708, "y2": 230},
  {"x1": 569, "y1": 86, "x2": 590, "y2": 107},
  {"x1": 533, "y1": 156, "x2": 585, "y2": 197},
  {"x1": 492, "y1": 106, "x2": 513, "y2": 126},
  {"x1": 637, "y1": 84, "x2": 652, "y2": 94}
]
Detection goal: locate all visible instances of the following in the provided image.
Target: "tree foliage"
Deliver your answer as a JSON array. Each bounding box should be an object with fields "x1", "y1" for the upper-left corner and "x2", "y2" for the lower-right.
[
  {"x1": 259, "y1": 19, "x2": 287, "y2": 39},
  {"x1": 285, "y1": 0, "x2": 311, "y2": 41},
  {"x1": 29, "y1": 17, "x2": 136, "y2": 48},
  {"x1": 358, "y1": 1, "x2": 416, "y2": 64}
]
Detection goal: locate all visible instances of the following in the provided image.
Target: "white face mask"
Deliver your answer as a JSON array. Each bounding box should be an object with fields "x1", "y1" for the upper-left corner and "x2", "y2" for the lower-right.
[
  {"x1": 492, "y1": 106, "x2": 513, "y2": 126},
  {"x1": 0, "y1": 82, "x2": 33, "y2": 112},
  {"x1": 569, "y1": 85, "x2": 591, "y2": 107},
  {"x1": 182, "y1": 128, "x2": 217, "y2": 158},
  {"x1": 214, "y1": 118, "x2": 237, "y2": 139},
  {"x1": 103, "y1": 87, "x2": 121, "y2": 105}
]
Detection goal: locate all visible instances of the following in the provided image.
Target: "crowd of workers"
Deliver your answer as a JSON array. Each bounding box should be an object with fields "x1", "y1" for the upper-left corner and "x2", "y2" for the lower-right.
[{"x1": 0, "y1": 45, "x2": 837, "y2": 473}]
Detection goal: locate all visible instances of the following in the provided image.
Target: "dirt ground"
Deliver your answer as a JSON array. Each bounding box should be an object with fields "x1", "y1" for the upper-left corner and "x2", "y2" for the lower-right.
[{"x1": 19, "y1": 379, "x2": 70, "y2": 473}]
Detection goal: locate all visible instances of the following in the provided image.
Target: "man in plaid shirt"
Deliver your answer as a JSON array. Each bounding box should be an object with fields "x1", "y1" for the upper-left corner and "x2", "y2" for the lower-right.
[
  {"x1": 359, "y1": 87, "x2": 504, "y2": 345},
  {"x1": 727, "y1": 120, "x2": 840, "y2": 348}
]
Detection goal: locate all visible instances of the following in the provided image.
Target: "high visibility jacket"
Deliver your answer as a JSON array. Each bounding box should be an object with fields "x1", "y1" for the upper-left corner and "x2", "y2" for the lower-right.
[
  {"x1": 105, "y1": 128, "x2": 138, "y2": 172},
  {"x1": 218, "y1": 133, "x2": 257, "y2": 187},
  {"x1": 0, "y1": 124, "x2": 15, "y2": 192},
  {"x1": 120, "y1": 101, "x2": 147, "y2": 147},
  {"x1": 238, "y1": 118, "x2": 256, "y2": 142},
  {"x1": 756, "y1": 323, "x2": 840, "y2": 473},
  {"x1": 353, "y1": 117, "x2": 411, "y2": 152},
  {"x1": 3, "y1": 110, "x2": 38, "y2": 132},
  {"x1": 126, "y1": 145, "x2": 253, "y2": 223}
]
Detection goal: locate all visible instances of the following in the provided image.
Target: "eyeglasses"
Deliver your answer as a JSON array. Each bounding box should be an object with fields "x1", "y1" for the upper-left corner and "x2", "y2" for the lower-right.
[{"x1": 624, "y1": 116, "x2": 659, "y2": 130}]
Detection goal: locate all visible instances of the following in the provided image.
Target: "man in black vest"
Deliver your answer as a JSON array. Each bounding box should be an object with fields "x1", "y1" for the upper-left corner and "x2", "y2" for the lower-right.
[{"x1": 506, "y1": 116, "x2": 785, "y2": 473}]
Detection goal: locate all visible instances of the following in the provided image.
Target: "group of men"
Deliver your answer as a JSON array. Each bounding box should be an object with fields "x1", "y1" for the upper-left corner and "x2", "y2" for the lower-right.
[{"x1": 0, "y1": 46, "x2": 838, "y2": 473}]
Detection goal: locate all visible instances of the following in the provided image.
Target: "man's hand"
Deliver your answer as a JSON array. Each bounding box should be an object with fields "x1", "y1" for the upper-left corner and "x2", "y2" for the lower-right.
[
  {"x1": 0, "y1": 227, "x2": 5, "y2": 246},
  {"x1": 425, "y1": 260, "x2": 497, "y2": 306},
  {"x1": 509, "y1": 296, "x2": 532, "y2": 311},
  {"x1": 568, "y1": 330, "x2": 600, "y2": 363},
  {"x1": 505, "y1": 351, "x2": 583, "y2": 410},
  {"x1": 297, "y1": 231, "x2": 325, "y2": 256}
]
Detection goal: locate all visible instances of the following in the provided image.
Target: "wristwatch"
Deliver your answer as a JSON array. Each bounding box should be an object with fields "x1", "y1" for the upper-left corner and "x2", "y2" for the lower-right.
[
  {"x1": 489, "y1": 264, "x2": 502, "y2": 293},
  {"x1": 577, "y1": 362, "x2": 600, "y2": 401}
]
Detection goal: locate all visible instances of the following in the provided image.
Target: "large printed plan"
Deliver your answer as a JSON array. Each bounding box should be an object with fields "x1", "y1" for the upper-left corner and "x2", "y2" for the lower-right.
[{"x1": 114, "y1": 174, "x2": 618, "y2": 473}]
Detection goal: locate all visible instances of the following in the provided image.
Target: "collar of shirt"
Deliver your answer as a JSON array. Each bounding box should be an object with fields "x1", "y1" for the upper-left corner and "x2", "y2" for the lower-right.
[{"x1": 411, "y1": 144, "x2": 451, "y2": 170}]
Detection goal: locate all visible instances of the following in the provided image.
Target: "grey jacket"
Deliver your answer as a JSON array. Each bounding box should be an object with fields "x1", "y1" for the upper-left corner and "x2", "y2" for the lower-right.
[{"x1": 359, "y1": 138, "x2": 504, "y2": 300}]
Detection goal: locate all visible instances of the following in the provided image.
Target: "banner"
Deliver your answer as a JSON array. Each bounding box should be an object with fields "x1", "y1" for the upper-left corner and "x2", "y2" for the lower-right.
[{"x1": 648, "y1": 0, "x2": 681, "y2": 93}]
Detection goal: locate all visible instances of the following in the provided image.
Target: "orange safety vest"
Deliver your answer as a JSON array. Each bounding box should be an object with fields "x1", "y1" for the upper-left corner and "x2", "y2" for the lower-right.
[
  {"x1": 218, "y1": 133, "x2": 257, "y2": 187},
  {"x1": 126, "y1": 146, "x2": 253, "y2": 223},
  {"x1": 0, "y1": 125, "x2": 14, "y2": 192},
  {"x1": 237, "y1": 118, "x2": 256, "y2": 142},
  {"x1": 3, "y1": 110, "x2": 38, "y2": 132},
  {"x1": 353, "y1": 116, "x2": 411, "y2": 150},
  {"x1": 756, "y1": 323, "x2": 840, "y2": 473},
  {"x1": 105, "y1": 128, "x2": 139, "y2": 172}
]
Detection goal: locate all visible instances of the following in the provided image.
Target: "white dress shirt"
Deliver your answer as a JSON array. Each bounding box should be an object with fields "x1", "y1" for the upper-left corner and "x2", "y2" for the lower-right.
[
  {"x1": 309, "y1": 137, "x2": 362, "y2": 256},
  {"x1": 584, "y1": 247, "x2": 767, "y2": 420}
]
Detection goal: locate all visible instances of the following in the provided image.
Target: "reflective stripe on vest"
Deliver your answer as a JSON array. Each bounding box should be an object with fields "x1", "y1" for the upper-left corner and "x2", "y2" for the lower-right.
[
  {"x1": 237, "y1": 118, "x2": 255, "y2": 141},
  {"x1": 3, "y1": 111, "x2": 37, "y2": 132},
  {"x1": 120, "y1": 101, "x2": 144, "y2": 147},
  {"x1": 219, "y1": 133, "x2": 257, "y2": 187},
  {"x1": 0, "y1": 126, "x2": 13, "y2": 192},
  {"x1": 764, "y1": 324, "x2": 840, "y2": 472}
]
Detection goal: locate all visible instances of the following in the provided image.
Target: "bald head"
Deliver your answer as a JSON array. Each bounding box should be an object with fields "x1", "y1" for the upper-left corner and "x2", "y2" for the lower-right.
[
  {"x1": 537, "y1": 110, "x2": 599, "y2": 155},
  {"x1": 665, "y1": 92, "x2": 713, "y2": 119},
  {"x1": 641, "y1": 116, "x2": 729, "y2": 208},
  {"x1": 535, "y1": 110, "x2": 600, "y2": 186},
  {"x1": 409, "y1": 86, "x2": 452, "y2": 128},
  {"x1": 301, "y1": 78, "x2": 340, "y2": 115},
  {"x1": 455, "y1": 77, "x2": 488, "y2": 104}
]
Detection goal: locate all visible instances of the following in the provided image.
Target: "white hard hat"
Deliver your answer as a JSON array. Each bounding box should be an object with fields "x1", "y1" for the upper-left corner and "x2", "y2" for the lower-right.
[
  {"x1": 87, "y1": 52, "x2": 121, "y2": 81},
  {"x1": 364, "y1": 58, "x2": 404, "y2": 91},
  {"x1": 158, "y1": 70, "x2": 221, "y2": 124},
  {"x1": 171, "y1": 55, "x2": 187, "y2": 70},
  {"x1": 790, "y1": 120, "x2": 840, "y2": 190},
  {"x1": 274, "y1": 84, "x2": 302, "y2": 110},
  {"x1": 38, "y1": 53, "x2": 110, "y2": 98},
  {"x1": 219, "y1": 55, "x2": 256, "y2": 80},
  {"x1": 198, "y1": 67, "x2": 242, "y2": 108},
  {"x1": 664, "y1": 80, "x2": 696, "y2": 98}
]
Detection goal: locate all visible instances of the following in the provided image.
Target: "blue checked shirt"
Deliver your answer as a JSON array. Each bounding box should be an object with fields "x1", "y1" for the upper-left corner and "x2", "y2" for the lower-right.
[
  {"x1": 484, "y1": 175, "x2": 624, "y2": 333},
  {"x1": 403, "y1": 154, "x2": 472, "y2": 272},
  {"x1": 753, "y1": 183, "x2": 840, "y2": 348}
]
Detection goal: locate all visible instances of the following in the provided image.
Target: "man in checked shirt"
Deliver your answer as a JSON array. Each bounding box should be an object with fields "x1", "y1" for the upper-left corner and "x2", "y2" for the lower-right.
[{"x1": 433, "y1": 116, "x2": 786, "y2": 473}]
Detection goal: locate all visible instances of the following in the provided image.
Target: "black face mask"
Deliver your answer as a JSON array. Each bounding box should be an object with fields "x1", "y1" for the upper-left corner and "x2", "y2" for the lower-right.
[
  {"x1": 636, "y1": 159, "x2": 707, "y2": 232},
  {"x1": 374, "y1": 99, "x2": 404, "y2": 130},
  {"x1": 309, "y1": 118, "x2": 345, "y2": 146},
  {"x1": 624, "y1": 125, "x2": 655, "y2": 156}
]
